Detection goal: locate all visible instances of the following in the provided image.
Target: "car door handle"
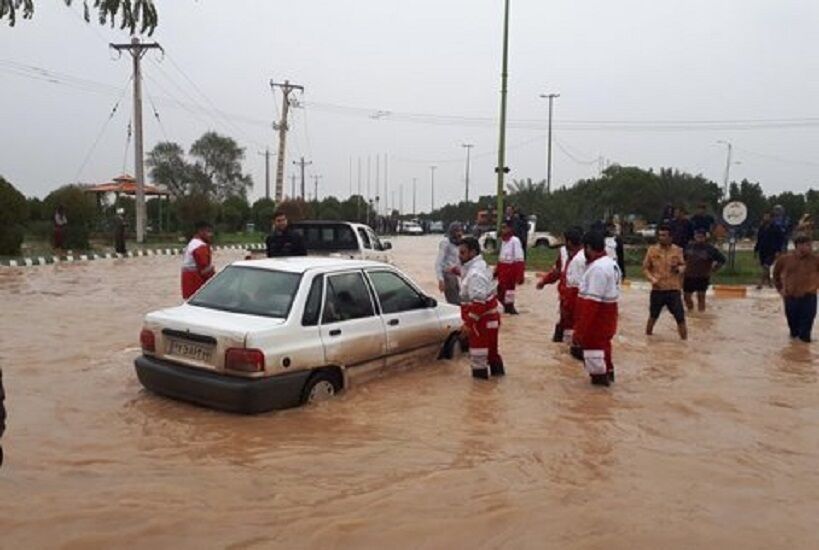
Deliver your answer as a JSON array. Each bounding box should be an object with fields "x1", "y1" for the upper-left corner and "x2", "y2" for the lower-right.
[
  {"x1": 388, "y1": 319, "x2": 400, "y2": 326},
  {"x1": 329, "y1": 329, "x2": 342, "y2": 336}
]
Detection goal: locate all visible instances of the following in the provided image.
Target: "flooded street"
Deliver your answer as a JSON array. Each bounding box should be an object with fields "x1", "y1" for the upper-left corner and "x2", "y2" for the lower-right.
[{"x1": 1, "y1": 235, "x2": 817, "y2": 549}]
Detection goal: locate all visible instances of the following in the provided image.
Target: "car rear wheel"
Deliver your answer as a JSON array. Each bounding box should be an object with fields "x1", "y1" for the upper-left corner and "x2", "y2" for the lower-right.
[{"x1": 302, "y1": 370, "x2": 342, "y2": 405}]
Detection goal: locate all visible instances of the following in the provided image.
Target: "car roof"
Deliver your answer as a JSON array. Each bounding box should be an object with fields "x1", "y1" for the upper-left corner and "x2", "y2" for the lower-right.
[
  {"x1": 231, "y1": 256, "x2": 391, "y2": 274},
  {"x1": 293, "y1": 220, "x2": 370, "y2": 228}
]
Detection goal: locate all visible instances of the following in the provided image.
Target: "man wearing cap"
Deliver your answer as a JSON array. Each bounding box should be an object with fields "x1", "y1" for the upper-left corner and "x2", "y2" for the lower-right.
[{"x1": 435, "y1": 222, "x2": 464, "y2": 305}]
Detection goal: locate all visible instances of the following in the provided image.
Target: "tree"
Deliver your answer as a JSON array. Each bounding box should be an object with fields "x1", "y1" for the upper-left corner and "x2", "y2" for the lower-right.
[
  {"x1": 219, "y1": 195, "x2": 251, "y2": 232},
  {"x1": 0, "y1": 176, "x2": 28, "y2": 255},
  {"x1": 1, "y1": 0, "x2": 157, "y2": 34},
  {"x1": 189, "y1": 132, "x2": 253, "y2": 201},
  {"x1": 146, "y1": 142, "x2": 196, "y2": 198},
  {"x1": 251, "y1": 198, "x2": 277, "y2": 234},
  {"x1": 173, "y1": 193, "x2": 218, "y2": 238}
]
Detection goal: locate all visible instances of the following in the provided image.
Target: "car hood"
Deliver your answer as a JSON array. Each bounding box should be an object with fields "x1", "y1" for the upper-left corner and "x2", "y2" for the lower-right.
[{"x1": 145, "y1": 304, "x2": 286, "y2": 340}]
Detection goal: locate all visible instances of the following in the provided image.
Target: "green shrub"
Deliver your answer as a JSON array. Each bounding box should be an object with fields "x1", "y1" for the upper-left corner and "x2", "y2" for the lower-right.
[
  {"x1": 0, "y1": 176, "x2": 29, "y2": 255},
  {"x1": 42, "y1": 185, "x2": 97, "y2": 249}
]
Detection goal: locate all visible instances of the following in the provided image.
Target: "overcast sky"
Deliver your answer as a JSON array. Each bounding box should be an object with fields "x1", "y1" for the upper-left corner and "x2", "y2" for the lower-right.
[{"x1": 1, "y1": 0, "x2": 818, "y2": 212}]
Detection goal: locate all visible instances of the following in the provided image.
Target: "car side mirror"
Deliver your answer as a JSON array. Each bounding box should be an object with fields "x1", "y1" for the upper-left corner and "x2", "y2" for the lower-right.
[
  {"x1": 424, "y1": 296, "x2": 437, "y2": 308},
  {"x1": 382, "y1": 241, "x2": 392, "y2": 250}
]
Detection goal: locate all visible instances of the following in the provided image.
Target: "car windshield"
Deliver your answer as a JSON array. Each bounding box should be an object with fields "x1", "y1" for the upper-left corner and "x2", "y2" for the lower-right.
[{"x1": 189, "y1": 266, "x2": 301, "y2": 318}]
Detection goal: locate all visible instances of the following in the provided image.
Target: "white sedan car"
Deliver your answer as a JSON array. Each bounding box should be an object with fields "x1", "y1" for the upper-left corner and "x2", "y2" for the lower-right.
[{"x1": 135, "y1": 258, "x2": 463, "y2": 414}]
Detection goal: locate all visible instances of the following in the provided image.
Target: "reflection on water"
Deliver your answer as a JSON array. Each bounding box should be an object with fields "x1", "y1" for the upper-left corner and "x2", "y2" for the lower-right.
[{"x1": 0, "y1": 239, "x2": 817, "y2": 548}]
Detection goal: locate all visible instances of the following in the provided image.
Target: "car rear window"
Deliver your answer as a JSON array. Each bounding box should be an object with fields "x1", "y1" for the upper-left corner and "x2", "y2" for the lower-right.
[
  {"x1": 291, "y1": 223, "x2": 358, "y2": 251},
  {"x1": 189, "y1": 266, "x2": 301, "y2": 318}
]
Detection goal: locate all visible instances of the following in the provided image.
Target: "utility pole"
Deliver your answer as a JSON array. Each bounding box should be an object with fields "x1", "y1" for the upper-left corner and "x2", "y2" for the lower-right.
[
  {"x1": 312, "y1": 174, "x2": 322, "y2": 201},
  {"x1": 257, "y1": 148, "x2": 271, "y2": 200},
  {"x1": 430, "y1": 166, "x2": 437, "y2": 213},
  {"x1": 357, "y1": 157, "x2": 362, "y2": 222},
  {"x1": 292, "y1": 156, "x2": 312, "y2": 200},
  {"x1": 540, "y1": 92, "x2": 560, "y2": 193},
  {"x1": 290, "y1": 173, "x2": 297, "y2": 199},
  {"x1": 348, "y1": 156, "x2": 353, "y2": 197},
  {"x1": 495, "y1": 0, "x2": 511, "y2": 235},
  {"x1": 110, "y1": 37, "x2": 161, "y2": 244},
  {"x1": 399, "y1": 183, "x2": 404, "y2": 215},
  {"x1": 376, "y1": 154, "x2": 381, "y2": 213},
  {"x1": 270, "y1": 79, "x2": 304, "y2": 202},
  {"x1": 718, "y1": 140, "x2": 734, "y2": 198},
  {"x1": 462, "y1": 144, "x2": 474, "y2": 203},
  {"x1": 384, "y1": 153, "x2": 389, "y2": 215},
  {"x1": 412, "y1": 178, "x2": 417, "y2": 216}
]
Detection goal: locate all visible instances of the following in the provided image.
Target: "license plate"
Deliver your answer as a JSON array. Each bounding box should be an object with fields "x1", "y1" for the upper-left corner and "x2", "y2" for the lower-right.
[{"x1": 168, "y1": 340, "x2": 214, "y2": 363}]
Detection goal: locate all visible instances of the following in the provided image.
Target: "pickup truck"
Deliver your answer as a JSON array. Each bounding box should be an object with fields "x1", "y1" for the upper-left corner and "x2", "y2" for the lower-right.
[{"x1": 254, "y1": 221, "x2": 393, "y2": 263}]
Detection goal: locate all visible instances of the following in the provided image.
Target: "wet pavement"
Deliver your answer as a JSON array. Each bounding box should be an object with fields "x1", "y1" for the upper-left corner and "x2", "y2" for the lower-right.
[{"x1": 0, "y1": 236, "x2": 817, "y2": 549}]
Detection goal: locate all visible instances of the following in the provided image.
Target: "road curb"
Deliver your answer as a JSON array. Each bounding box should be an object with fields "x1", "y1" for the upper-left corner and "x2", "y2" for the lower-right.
[{"x1": 0, "y1": 243, "x2": 264, "y2": 269}]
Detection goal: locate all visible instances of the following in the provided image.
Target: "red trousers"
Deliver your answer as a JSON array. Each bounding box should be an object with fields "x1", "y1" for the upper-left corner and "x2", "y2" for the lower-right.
[
  {"x1": 574, "y1": 298, "x2": 617, "y2": 375},
  {"x1": 462, "y1": 300, "x2": 502, "y2": 373},
  {"x1": 497, "y1": 262, "x2": 523, "y2": 306},
  {"x1": 181, "y1": 270, "x2": 207, "y2": 299}
]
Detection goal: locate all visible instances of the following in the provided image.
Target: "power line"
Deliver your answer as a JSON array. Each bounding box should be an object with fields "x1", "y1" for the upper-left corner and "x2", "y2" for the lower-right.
[{"x1": 73, "y1": 76, "x2": 133, "y2": 182}]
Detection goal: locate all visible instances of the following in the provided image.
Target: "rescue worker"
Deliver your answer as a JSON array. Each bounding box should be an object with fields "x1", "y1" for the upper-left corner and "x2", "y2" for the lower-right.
[
  {"x1": 458, "y1": 237, "x2": 504, "y2": 380},
  {"x1": 181, "y1": 221, "x2": 215, "y2": 299},
  {"x1": 573, "y1": 231, "x2": 621, "y2": 386},
  {"x1": 435, "y1": 222, "x2": 464, "y2": 305},
  {"x1": 496, "y1": 219, "x2": 525, "y2": 314},
  {"x1": 266, "y1": 211, "x2": 307, "y2": 257},
  {"x1": 536, "y1": 227, "x2": 585, "y2": 342}
]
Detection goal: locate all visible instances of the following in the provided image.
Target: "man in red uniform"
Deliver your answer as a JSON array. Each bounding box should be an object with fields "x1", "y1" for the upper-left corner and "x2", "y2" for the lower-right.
[
  {"x1": 573, "y1": 231, "x2": 621, "y2": 387},
  {"x1": 458, "y1": 237, "x2": 504, "y2": 380},
  {"x1": 496, "y1": 219, "x2": 525, "y2": 314},
  {"x1": 181, "y1": 221, "x2": 215, "y2": 299},
  {"x1": 537, "y1": 227, "x2": 584, "y2": 342}
]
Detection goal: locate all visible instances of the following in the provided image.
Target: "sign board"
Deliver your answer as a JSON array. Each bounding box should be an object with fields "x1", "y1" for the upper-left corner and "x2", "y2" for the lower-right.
[{"x1": 722, "y1": 201, "x2": 748, "y2": 227}]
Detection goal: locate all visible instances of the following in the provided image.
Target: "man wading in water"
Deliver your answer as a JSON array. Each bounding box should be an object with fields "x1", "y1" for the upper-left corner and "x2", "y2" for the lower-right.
[
  {"x1": 773, "y1": 235, "x2": 818, "y2": 343},
  {"x1": 683, "y1": 228, "x2": 726, "y2": 312},
  {"x1": 457, "y1": 237, "x2": 504, "y2": 380},
  {"x1": 435, "y1": 222, "x2": 464, "y2": 305},
  {"x1": 643, "y1": 224, "x2": 688, "y2": 340}
]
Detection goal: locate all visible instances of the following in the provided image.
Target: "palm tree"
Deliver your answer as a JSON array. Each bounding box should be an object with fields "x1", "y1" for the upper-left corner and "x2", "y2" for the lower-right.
[{"x1": 1, "y1": 0, "x2": 158, "y2": 34}]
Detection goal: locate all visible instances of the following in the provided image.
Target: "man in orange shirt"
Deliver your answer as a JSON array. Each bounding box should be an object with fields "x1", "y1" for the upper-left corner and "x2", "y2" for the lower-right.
[
  {"x1": 643, "y1": 224, "x2": 688, "y2": 340},
  {"x1": 181, "y1": 221, "x2": 215, "y2": 299},
  {"x1": 773, "y1": 235, "x2": 818, "y2": 343}
]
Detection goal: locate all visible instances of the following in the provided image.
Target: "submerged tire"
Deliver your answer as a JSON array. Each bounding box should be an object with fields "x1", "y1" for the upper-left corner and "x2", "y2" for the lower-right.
[{"x1": 301, "y1": 370, "x2": 342, "y2": 405}]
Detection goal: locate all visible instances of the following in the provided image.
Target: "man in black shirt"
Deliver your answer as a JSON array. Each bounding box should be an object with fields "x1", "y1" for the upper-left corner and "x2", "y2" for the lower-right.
[
  {"x1": 690, "y1": 202, "x2": 715, "y2": 235},
  {"x1": 266, "y1": 211, "x2": 307, "y2": 257}
]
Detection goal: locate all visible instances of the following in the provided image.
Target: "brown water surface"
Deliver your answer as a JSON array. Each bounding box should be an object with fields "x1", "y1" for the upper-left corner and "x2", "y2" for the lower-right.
[{"x1": 0, "y1": 236, "x2": 817, "y2": 549}]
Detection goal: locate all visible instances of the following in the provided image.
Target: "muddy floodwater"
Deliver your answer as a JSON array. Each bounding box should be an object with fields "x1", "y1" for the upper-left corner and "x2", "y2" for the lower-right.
[{"x1": 1, "y1": 235, "x2": 817, "y2": 549}]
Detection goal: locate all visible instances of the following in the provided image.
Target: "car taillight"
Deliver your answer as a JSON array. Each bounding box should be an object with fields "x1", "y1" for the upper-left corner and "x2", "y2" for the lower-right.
[
  {"x1": 140, "y1": 329, "x2": 156, "y2": 353},
  {"x1": 225, "y1": 348, "x2": 265, "y2": 373}
]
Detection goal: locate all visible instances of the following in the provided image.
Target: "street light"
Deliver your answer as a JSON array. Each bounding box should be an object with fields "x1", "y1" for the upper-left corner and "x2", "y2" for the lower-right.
[{"x1": 539, "y1": 93, "x2": 560, "y2": 193}]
